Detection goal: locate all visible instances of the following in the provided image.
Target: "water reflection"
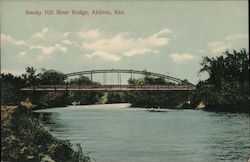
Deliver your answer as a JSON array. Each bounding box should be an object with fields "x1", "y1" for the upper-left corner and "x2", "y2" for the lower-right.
[{"x1": 38, "y1": 112, "x2": 71, "y2": 134}]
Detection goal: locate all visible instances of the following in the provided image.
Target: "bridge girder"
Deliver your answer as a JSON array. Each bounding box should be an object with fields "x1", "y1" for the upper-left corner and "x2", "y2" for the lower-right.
[{"x1": 65, "y1": 69, "x2": 194, "y2": 86}]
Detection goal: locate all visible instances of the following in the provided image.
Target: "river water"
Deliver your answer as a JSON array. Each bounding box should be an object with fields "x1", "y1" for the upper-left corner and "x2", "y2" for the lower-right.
[{"x1": 35, "y1": 104, "x2": 250, "y2": 162}]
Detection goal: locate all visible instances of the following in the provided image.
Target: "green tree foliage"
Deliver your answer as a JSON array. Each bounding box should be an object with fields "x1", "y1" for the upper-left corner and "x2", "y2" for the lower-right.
[
  {"x1": 67, "y1": 76, "x2": 103, "y2": 105},
  {"x1": 195, "y1": 49, "x2": 249, "y2": 112},
  {"x1": 126, "y1": 76, "x2": 192, "y2": 108},
  {"x1": 70, "y1": 76, "x2": 93, "y2": 85},
  {"x1": 34, "y1": 69, "x2": 68, "y2": 106},
  {"x1": 1, "y1": 67, "x2": 105, "y2": 107},
  {"x1": 1, "y1": 73, "x2": 26, "y2": 105},
  {"x1": 23, "y1": 67, "x2": 38, "y2": 86},
  {"x1": 144, "y1": 76, "x2": 167, "y2": 85},
  {"x1": 68, "y1": 91, "x2": 102, "y2": 105},
  {"x1": 38, "y1": 92, "x2": 69, "y2": 107},
  {"x1": 21, "y1": 67, "x2": 43, "y2": 104},
  {"x1": 1, "y1": 106, "x2": 90, "y2": 162},
  {"x1": 38, "y1": 69, "x2": 66, "y2": 85},
  {"x1": 106, "y1": 92, "x2": 128, "y2": 104}
]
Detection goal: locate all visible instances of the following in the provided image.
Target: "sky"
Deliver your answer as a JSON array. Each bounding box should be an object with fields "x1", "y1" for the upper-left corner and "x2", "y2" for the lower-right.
[{"x1": 0, "y1": 0, "x2": 249, "y2": 84}]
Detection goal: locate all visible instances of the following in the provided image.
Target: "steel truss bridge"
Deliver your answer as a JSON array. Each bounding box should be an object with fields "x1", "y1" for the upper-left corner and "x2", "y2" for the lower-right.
[{"x1": 21, "y1": 69, "x2": 196, "y2": 91}]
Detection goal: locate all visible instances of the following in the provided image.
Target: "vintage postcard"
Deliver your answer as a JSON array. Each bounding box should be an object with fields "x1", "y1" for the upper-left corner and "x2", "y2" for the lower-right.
[{"x1": 1, "y1": 0, "x2": 249, "y2": 162}]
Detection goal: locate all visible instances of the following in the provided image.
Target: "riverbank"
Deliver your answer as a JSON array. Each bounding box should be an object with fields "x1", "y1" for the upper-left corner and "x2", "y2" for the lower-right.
[
  {"x1": 201, "y1": 102, "x2": 250, "y2": 114},
  {"x1": 35, "y1": 103, "x2": 132, "y2": 112},
  {"x1": 34, "y1": 100, "x2": 249, "y2": 114},
  {"x1": 1, "y1": 104, "x2": 90, "y2": 162}
]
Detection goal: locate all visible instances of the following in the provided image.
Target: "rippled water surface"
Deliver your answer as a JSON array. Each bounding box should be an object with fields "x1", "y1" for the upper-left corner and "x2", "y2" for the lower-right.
[{"x1": 35, "y1": 104, "x2": 250, "y2": 162}]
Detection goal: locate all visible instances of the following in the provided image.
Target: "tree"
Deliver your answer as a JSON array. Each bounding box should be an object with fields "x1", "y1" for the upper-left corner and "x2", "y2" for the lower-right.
[
  {"x1": 68, "y1": 76, "x2": 103, "y2": 105},
  {"x1": 24, "y1": 67, "x2": 38, "y2": 87},
  {"x1": 126, "y1": 76, "x2": 191, "y2": 108},
  {"x1": 38, "y1": 69, "x2": 66, "y2": 85},
  {"x1": 69, "y1": 76, "x2": 93, "y2": 85},
  {"x1": 199, "y1": 49, "x2": 249, "y2": 88},
  {"x1": 1, "y1": 73, "x2": 26, "y2": 105},
  {"x1": 196, "y1": 49, "x2": 249, "y2": 112}
]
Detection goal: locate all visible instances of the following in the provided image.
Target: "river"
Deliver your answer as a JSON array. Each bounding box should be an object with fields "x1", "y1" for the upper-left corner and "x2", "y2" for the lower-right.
[{"x1": 35, "y1": 104, "x2": 250, "y2": 162}]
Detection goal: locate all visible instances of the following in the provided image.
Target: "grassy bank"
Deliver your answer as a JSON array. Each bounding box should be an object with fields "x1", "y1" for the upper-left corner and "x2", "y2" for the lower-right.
[{"x1": 1, "y1": 105, "x2": 90, "y2": 162}]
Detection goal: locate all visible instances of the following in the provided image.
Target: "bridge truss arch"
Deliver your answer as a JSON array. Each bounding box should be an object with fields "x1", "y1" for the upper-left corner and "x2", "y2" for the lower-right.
[
  {"x1": 21, "y1": 69, "x2": 196, "y2": 91},
  {"x1": 65, "y1": 69, "x2": 194, "y2": 86}
]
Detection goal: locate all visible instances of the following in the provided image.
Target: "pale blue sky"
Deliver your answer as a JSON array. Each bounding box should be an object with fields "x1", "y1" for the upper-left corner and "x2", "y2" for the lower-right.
[{"x1": 1, "y1": 0, "x2": 248, "y2": 84}]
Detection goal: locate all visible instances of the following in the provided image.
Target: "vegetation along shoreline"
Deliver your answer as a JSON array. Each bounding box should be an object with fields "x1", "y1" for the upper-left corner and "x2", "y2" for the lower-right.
[{"x1": 1, "y1": 103, "x2": 91, "y2": 162}]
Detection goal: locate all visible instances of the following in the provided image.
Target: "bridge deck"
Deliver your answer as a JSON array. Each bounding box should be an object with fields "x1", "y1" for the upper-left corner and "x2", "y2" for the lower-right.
[{"x1": 21, "y1": 85, "x2": 196, "y2": 91}]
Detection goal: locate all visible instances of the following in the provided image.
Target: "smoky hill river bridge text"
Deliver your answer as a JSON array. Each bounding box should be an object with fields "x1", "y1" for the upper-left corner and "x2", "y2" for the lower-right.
[{"x1": 21, "y1": 69, "x2": 196, "y2": 91}]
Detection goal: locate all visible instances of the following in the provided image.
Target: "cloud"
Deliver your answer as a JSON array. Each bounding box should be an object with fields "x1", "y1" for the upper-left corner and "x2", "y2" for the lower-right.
[
  {"x1": 153, "y1": 28, "x2": 172, "y2": 37},
  {"x1": 123, "y1": 48, "x2": 158, "y2": 57},
  {"x1": 63, "y1": 32, "x2": 73, "y2": 38},
  {"x1": 83, "y1": 28, "x2": 171, "y2": 61},
  {"x1": 1, "y1": 33, "x2": 26, "y2": 45},
  {"x1": 83, "y1": 33, "x2": 128, "y2": 52},
  {"x1": 86, "y1": 51, "x2": 121, "y2": 61},
  {"x1": 30, "y1": 44, "x2": 67, "y2": 55},
  {"x1": 77, "y1": 29, "x2": 100, "y2": 39},
  {"x1": 62, "y1": 39, "x2": 79, "y2": 46},
  {"x1": 211, "y1": 46, "x2": 227, "y2": 54},
  {"x1": 55, "y1": 44, "x2": 67, "y2": 53},
  {"x1": 17, "y1": 51, "x2": 27, "y2": 58},
  {"x1": 33, "y1": 28, "x2": 48, "y2": 39},
  {"x1": 169, "y1": 53, "x2": 195, "y2": 63},
  {"x1": 209, "y1": 33, "x2": 248, "y2": 54},
  {"x1": 198, "y1": 49, "x2": 204, "y2": 53},
  {"x1": 35, "y1": 44, "x2": 67, "y2": 61},
  {"x1": 208, "y1": 41, "x2": 228, "y2": 54},
  {"x1": 2, "y1": 28, "x2": 172, "y2": 62},
  {"x1": 225, "y1": 34, "x2": 248, "y2": 41},
  {"x1": 62, "y1": 39, "x2": 72, "y2": 45},
  {"x1": 30, "y1": 45, "x2": 54, "y2": 55}
]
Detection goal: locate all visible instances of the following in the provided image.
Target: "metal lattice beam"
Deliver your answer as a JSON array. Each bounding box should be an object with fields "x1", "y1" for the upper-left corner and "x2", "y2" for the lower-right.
[{"x1": 65, "y1": 69, "x2": 194, "y2": 85}]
